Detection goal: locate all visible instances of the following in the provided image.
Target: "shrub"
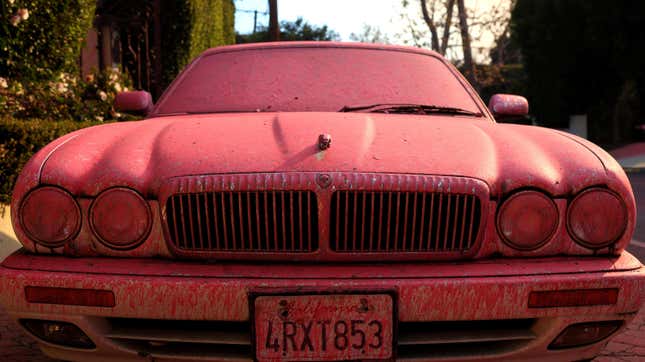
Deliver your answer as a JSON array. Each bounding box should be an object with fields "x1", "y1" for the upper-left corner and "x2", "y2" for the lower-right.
[
  {"x1": 161, "y1": 0, "x2": 236, "y2": 88},
  {"x1": 0, "y1": 0, "x2": 95, "y2": 82},
  {"x1": 0, "y1": 68, "x2": 133, "y2": 122},
  {"x1": 0, "y1": 1, "x2": 133, "y2": 123},
  {"x1": 0, "y1": 117, "x2": 105, "y2": 205}
]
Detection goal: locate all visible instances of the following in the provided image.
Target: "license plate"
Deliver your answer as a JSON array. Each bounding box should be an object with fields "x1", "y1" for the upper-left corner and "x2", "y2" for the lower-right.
[{"x1": 254, "y1": 294, "x2": 393, "y2": 361}]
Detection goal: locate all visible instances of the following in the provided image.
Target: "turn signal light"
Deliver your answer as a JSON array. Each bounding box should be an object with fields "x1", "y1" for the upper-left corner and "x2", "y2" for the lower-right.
[
  {"x1": 567, "y1": 188, "x2": 627, "y2": 248},
  {"x1": 528, "y1": 288, "x2": 618, "y2": 308},
  {"x1": 549, "y1": 321, "x2": 622, "y2": 349},
  {"x1": 89, "y1": 188, "x2": 152, "y2": 250},
  {"x1": 25, "y1": 286, "x2": 115, "y2": 307},
  {"x1": 21, "y1": 319, "x2": 95, "y2": 349},
  {"x1": 497, "y1": 190, "x2": 558, "y2": 250}
]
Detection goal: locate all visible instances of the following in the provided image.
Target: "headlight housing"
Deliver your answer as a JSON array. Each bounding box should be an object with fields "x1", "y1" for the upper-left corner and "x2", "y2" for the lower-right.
[
  {"x1": 497, "y1": 190, "x2": 558, "y2": 250},
  {"x1": 567, "y1": 188, "x2": 627, "y2": 249},
  {"x1": 89, "y1": 188, "x2": 152, "y2": 250},
  {"x1": 19, "y1": 186, "x2": 81, "y2": 247}
]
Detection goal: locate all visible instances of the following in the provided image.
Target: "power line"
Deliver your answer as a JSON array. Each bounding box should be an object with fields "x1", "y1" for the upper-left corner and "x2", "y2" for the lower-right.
[
  {"x1": 236, "y1": 8, "x2": 268, "y2": 15},
  {"x1": 235, "y1": 8, "x2": 269, "y2": 33}
]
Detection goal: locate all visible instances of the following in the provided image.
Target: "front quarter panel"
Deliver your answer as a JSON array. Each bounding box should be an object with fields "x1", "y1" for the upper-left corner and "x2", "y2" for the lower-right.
[
  {"x1": 554, "y1": 130, "x2": 636, "y2": 254},
  {"x1": 10, "y1": 129, "x2": 89, "y2": 253}
]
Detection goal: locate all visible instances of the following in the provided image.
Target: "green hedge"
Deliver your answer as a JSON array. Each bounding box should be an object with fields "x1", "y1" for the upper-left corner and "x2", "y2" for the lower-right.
[
  {"x1": 161, "y1": 0, "x2": 235, "y2": 88},
  {"x1": 0, "y1": 0, "x2": 95, "y2": 82},
  {"x1": 0, "y1": 118, "x2": 103, "y2": 204}
]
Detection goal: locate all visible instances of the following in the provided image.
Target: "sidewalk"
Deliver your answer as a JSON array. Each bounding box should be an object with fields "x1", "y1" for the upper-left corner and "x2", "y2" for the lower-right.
[
  {"x1": 595, "y1": 308, "x2": 645, "y2": 361},
  {"x1": 0, "y1": 205, "x2": 20, "y2": 263}
]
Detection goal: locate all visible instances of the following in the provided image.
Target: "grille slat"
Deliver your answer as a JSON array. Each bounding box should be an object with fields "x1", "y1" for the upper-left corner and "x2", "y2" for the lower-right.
[
  {"x1": 444, "y1": 194, "x2": 452, "y2": 250},
  {"x1": 298, "y1": 192, "x2": 303, "y2": 251},
  {"x1": 435, "y1": 194, "x2": 443, "y2": 251},
  {"x1": 203, "y1": 194, "x2": 212, "y2": 250},
  {"x1": 167, "y1": 191, "x2": 318, "y2": 253},
  {"x1": 219, "y1": 194, "x2": 228, "y2": 249},
  {"x1": 280, "y1": 192, "x2": 287, "y2": 251},
  {"x1": 187, "y1": 194, "x2": 195, "y2": 250},
  {"x1": 410, "y1": 192, "x2": 417, "y2": 250},
  {"x1": 467, "y1": 196, "x2": 476, "y2": 248},
  {"x1": 426, "y1": 193, "x2": 435, "y2": 251},
  {"x1": 459, "y1": 196, "x2": 467, "y2": 251},
  {"x1": 195, "y1": 194, "x2": 204, "y2": 250},
  {"x1": 330, "y1": 191, "x2": 481, "y2": 253}
]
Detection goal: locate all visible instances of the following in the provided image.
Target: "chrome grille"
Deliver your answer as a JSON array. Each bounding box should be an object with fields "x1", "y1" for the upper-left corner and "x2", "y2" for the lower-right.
[
  {"x1": 166, "y1": 191, "x2": 318, "y2": 253},
  {"x1": 330, "y1": 191, "x2": 481, "y2": 252}
]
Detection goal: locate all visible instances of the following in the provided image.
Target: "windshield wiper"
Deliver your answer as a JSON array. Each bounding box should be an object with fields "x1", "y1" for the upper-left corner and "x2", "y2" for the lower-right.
[{"x1": 339, "y1": 103, "x2": 482, "y2": 117}]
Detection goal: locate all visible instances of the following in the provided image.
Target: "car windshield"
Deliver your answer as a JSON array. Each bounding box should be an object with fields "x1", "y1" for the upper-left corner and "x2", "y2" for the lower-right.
[{"x1": 153, "y1": 46, "x2": 482, "y2": 115}]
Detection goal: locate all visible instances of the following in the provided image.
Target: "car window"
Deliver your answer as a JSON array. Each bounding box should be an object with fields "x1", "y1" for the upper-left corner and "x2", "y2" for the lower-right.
[{"x1": 154, "y1": 47, "x2": 481, "y2": 115}]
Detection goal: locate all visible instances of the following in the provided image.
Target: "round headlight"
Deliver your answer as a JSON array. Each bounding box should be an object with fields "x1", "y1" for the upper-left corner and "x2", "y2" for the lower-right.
[
  {"x1": 497, "y1": 191, "x2": 558, "y2": 250},
  {"x1": 89, "y1": 188, "x2": 151, "y2": 250},
  {"x1": 20, "y1": 186, "x2": 81, "y2": 247},
  {"x1": 567, "y1": 188, "x2": 627, "y2": 248}
]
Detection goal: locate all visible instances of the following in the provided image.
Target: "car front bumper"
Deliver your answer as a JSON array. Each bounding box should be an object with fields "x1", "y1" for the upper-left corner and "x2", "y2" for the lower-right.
[{"x1": 0, "y1": 250, "x2": 643, "y2": 362}]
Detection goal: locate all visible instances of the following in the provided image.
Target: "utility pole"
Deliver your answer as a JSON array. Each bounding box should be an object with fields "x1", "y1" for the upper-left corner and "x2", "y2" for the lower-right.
[
  {"x1": 268, "y1": 0, "x2": 279, "y2": 41},
  {"x1": 253, "y1": 10, "x2": 258, "y2": 33}
]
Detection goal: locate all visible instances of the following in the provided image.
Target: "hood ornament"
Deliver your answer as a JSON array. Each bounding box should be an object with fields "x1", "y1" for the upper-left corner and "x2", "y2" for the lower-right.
[{"x1": 318, "y1": 133, "x2": 332, "y2": 150}]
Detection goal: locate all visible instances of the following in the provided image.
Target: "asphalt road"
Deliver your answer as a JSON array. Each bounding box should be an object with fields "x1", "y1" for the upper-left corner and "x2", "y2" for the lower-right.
[{"x1": 627, "y1": 172, "x2": 645, "y2": 262}]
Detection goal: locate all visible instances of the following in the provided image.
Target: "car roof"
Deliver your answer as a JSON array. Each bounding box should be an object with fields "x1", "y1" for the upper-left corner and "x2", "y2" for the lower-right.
[{"x1": 200, "y1": 41, "x2": 443, "y2": 59}]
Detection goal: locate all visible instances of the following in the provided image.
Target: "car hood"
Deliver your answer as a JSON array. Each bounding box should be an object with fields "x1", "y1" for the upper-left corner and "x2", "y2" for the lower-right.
[{"x1": 40, "y1": 112, "x2": 612, "y2": 197}]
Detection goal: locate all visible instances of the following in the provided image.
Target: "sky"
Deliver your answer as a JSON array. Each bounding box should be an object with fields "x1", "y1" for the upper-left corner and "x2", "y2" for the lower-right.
[
  {"x1": 235, "y1": 0, "x2": 404, "y2": 41},
  {"x1": 233, "y1": 0, "x2": 510, "y2": 63}
]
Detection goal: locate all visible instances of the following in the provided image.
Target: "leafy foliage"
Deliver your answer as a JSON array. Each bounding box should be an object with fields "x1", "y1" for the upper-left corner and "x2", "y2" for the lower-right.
[
  {"x1": 0, "y1": 0, "x2": 95, "y2": 82},
  {"x1": 236, "y1": 17, "x2": 340, "y2": 43},
  {"x1": 349, "y1": 24, "x2": 390, "y2": 44},
  {"x1": 1, "y1": 68, "x2": 133, "y2": 122},
  {"x1": 0, "y1": 118, "x2": 104, "y2": 204},
  {"x1": 476, "y1": 64, "x2": 528, "y2": 108},
  {"x1": 161, "y1": 0, "x2": 236, "y2": 88},
  {"x1": 512, "y1": 0, "x2": 645, "y2": 142},
  {"x1": 0, "y1": 1, "x2": 133, "y2": 122}
]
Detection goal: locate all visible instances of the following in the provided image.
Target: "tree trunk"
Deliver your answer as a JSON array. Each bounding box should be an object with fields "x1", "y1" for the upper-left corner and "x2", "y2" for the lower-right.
[
  {"x1": 268, "y1": 0, "x2": 279, "y2": 41},
  {"x1": 440, "y1": 0, "x2": 455, "y2": 55},
  {"x1": 151, "y1": 0, "x2": 162, "y2": 98},
  {"x1": 420, "y1": 0, "x2": 440, "y2": 52},
  {"x1": 456, "y1": 0, "x2": 476, "y2": 86}
]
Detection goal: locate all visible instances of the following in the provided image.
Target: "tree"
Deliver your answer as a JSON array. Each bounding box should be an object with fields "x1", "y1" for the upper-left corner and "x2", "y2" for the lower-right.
[
  {"x1": 349, "y1": 24, "x2": 390, "y2": 44},
  {"x1": 400, "y1": 0, "x2": 512, "y2": 88},
  {"x1": 489, "y1": 29, "x2": 521, "y2": 66},
  {"x1": 512, "y1": 0, "x2": 645, "y2": 143},
  {"x1": 455, "y1": 0, "x2": 474, "y2": 84},
  {"x1": 236, "y1": 17, "x2": 339, "y2": 43},
  {"x1": 419, "y1": 0, "x2": 454, "y2": 55}
]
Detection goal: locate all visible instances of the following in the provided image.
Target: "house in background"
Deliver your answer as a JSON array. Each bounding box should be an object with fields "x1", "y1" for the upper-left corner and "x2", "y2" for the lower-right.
[{"x1": 79, "y1": 0, "x2": 235, "y2": 99}]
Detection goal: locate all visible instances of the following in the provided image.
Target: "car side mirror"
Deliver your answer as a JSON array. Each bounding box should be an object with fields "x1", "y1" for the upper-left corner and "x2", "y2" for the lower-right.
[
  {"x1": 115, "y1": 91, "x2": 154, "y2": 116},
  {"x1": 488, "y1": 94, "x2": 529, "y2": 119}
]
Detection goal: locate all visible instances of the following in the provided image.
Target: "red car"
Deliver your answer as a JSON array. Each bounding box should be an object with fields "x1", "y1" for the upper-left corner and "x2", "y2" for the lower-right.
[{"x1": 1, "y1": 42, "x2": 643, "y2": 361}]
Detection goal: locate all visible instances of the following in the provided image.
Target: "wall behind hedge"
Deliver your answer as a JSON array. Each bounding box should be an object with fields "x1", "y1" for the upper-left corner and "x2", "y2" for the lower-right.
[{"x1": 161, "y1": 0, "x2": 235, "y2": 88}]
